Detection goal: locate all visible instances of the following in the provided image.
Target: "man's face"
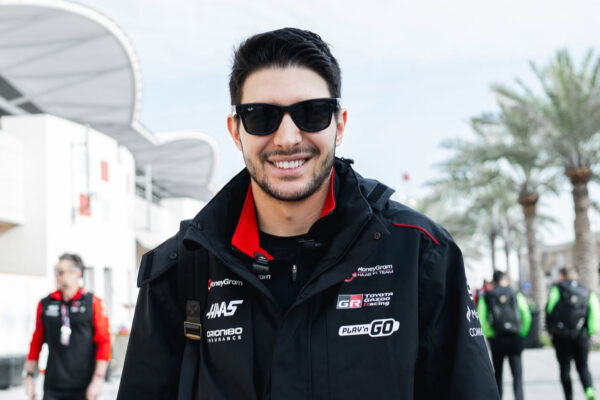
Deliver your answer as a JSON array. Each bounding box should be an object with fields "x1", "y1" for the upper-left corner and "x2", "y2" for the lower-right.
[
  {"x1": 55, "y1": 260, "x2": 81, "y2": 292},
  {"x1": 228, "y1": 66, "x2": 347, "y2": 202}
]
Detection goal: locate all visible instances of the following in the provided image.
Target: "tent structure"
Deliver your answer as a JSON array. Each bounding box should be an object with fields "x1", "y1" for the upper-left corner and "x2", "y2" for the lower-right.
[{"x1": 0, "y1": 0, "x2": 216, "y2": 201}]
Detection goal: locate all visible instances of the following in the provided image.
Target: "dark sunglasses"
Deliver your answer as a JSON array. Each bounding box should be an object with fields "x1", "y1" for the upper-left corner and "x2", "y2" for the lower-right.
[
  {"x1": 232, "y1": 98, "x2": 341, "y2": 136},
  {"x1": 55, "y1": 269, "x2": 70, "y2": 276}
]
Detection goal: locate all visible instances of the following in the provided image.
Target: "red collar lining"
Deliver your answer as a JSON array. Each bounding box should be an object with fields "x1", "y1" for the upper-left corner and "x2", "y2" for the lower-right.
[
  {"x1": 320, "y1": 168, "x2": 336, "y2": 217},
  {"x1": 231, "y1": 168, "x2": 336, "y2": 259},
  {"x1": 50, "y1": 288, "x2": 85, "y2": 301},
  {"x1": 231, "y1": 185, "x2": 274, "y2": 260}
]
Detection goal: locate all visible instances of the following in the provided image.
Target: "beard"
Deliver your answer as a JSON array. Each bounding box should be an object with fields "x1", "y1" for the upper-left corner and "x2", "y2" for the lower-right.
[{"x1": 244, "y1": 144, "x2": 335, "y2": 202}]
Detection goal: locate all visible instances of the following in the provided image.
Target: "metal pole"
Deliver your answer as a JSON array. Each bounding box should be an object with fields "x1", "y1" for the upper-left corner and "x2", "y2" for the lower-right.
[{"x1": 145, "y1": 164, "x2": 152, "y2": 230}]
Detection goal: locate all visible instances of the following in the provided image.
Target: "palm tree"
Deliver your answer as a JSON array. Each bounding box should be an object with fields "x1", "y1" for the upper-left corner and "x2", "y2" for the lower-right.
[
  {"x1": 429, "y1": 159, "x2": 521, "y2": 277},
  {"x1": 495, "y1": 49, "x2": 600, "y2": 294},
  {"x1": 470, "y1": 99, "x2": 561, "y2": 336}
]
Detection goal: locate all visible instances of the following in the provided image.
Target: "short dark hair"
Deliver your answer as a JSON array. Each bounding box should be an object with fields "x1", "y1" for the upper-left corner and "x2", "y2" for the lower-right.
[
  {"x1": 559, "y1": 266, "x2": 578, "y2": 278},
  {"x1": 58, "y1": 253, "x2": 84, "y2": 274},
  {"x1": 229, "y1": 27, "x2": 342, "y2": 105},
  {"x1": 492, "y1": 270, "x2": 506, "y2": 284}
]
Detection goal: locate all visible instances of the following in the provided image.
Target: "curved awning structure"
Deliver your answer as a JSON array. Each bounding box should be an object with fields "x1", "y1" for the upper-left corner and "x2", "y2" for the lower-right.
[{"x1": 0, "y1": 0, "x2": 216, "y2": 201}]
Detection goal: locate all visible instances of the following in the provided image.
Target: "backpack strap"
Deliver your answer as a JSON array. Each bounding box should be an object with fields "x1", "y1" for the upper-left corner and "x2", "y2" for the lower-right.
[{"x1": 177, "y1": 219, "x2": 209, "y2": 400}]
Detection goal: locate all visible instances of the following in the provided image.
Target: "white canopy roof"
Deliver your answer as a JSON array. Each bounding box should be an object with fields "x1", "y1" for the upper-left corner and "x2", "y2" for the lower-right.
[{"x1": 0, "y1": 0, "x2": 216, "y2": 200}]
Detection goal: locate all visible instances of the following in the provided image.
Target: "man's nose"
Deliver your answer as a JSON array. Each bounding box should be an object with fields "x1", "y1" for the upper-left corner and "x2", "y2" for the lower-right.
[{"x1": 272, "y1": 113, "x2": 302, "y2": 148}]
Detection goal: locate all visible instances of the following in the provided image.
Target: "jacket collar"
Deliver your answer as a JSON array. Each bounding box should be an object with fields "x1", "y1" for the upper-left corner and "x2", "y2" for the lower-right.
[
  {"x1": 50, "y1": 288, "x2": 85, "y2": 302},
  {"x1": 230, "y1": 168, "x2": 336, "y2": 261},
  {"x1": 183, "y1": 158, "x2": 391, "y2": 305}
]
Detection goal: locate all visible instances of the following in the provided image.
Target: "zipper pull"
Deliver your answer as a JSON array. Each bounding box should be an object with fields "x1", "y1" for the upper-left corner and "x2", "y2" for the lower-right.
[{"x1": 292, "y1": 264, "x2": 297, "y2": 282}]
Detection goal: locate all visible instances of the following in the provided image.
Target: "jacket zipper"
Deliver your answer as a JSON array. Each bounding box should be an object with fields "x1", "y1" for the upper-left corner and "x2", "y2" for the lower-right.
[{"x1": 292, "y1": 264, "x2": 297, "y2": 282}]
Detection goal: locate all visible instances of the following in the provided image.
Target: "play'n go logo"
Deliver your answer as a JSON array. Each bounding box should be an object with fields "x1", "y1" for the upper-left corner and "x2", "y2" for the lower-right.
[{"x1": 338, "y1": 318, "x2": 400, "y2": 338}]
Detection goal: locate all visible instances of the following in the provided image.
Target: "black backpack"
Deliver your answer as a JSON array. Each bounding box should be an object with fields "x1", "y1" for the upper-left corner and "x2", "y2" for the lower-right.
[
  {"x1": 548, "y1": 280, "x2": 589, "y2": 337},
  {"x1": 485, "y1": 286, "x2": 522, "y2": 335}
]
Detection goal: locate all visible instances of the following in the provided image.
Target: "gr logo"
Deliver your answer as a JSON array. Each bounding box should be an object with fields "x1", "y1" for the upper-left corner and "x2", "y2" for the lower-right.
[
  {"x1": 338, "y1": 318, "x2": 400, "y2": 338},
  {"x1": 337, "y1": 294, "x2": 363, "y2": 309}
]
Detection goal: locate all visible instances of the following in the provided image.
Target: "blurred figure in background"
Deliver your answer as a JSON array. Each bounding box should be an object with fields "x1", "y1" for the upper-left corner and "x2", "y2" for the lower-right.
[
  {"x1": 546, "y1": 267, "x2": 600, "y2": 400},
  {"x1": 24, "y1": 253, "x2": 110, "y2": 400},
  {"x1": 478, "y1": 270, "x2": 531, "y2": 400}
]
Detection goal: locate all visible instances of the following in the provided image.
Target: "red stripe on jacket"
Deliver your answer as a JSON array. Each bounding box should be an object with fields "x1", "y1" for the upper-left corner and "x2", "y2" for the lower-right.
[{"x1": 392, "y1": 223, "x2": 439, "y2": 245}]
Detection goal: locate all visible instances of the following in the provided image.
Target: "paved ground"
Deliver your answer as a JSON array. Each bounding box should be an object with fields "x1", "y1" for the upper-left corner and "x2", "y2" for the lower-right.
[
  {"x1": 1, "y1": 347, "x2": 600, "y2": 399},
  {"x1": 0, "y1": 370, "x2": 120, "y2": 400},
  {"x1": 499, "y1": 346, "x2": 600, "y2": 400}
]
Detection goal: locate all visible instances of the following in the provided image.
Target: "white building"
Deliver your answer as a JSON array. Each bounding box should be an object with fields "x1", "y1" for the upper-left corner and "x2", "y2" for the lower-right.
[{"x1": 0, "y1": 0, "x2": 217, "y2": 362}]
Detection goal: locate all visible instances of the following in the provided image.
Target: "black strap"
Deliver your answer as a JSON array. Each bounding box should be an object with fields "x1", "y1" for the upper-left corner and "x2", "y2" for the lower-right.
[
  {"x1": 359, "y1": 178, "x2": 395, "y2": 210},
  {"x1": 177, "y1": 220, "x2": 208, "y2": 400}
]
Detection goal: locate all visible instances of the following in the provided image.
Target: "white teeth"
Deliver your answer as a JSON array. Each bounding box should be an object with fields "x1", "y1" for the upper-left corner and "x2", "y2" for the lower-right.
[{"x1": 274, "y1": 159, "x2": 305, "y2": 169}]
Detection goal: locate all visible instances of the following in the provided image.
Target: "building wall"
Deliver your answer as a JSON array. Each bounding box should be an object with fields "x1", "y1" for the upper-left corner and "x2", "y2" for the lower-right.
[
  {"x1": 0, "y1": 113, "x2": 209, "y2": 357},
  {"x1": 0, "y1": 116, "x2": 49, "y2": 276},
  {"x1": 0, "y1": 130, "x2": 24, "y2": 227},
  {"x1": 0, "y1": 114, "x2": 137, "y2": 355},
  {"x1": 518, "y1": 233, "x2": 600, "y2": 292}
]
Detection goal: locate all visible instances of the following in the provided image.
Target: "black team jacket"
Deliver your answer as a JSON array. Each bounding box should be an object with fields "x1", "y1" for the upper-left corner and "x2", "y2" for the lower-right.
[{"x1": 118, "y1": 158, "x2": 499, "y2": 400}]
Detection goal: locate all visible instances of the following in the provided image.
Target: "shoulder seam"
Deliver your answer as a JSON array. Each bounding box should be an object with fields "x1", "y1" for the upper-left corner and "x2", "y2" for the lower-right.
[{"x1": 392, "y1": 223, "x2": 439, "y2": 245}]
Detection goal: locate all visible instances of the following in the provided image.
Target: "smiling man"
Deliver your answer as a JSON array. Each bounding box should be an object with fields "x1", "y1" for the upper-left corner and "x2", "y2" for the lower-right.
[{"x1": 118, "y1": 28, "x2": 498, "y2": 400}]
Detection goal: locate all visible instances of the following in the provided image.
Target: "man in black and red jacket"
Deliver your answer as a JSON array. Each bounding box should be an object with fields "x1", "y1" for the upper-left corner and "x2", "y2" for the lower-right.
[
  {"x1": 118, "y1": 28, "x2": 499, "y2": 400},
  {"x1": 24, "y1": 253, "x2": 110, "y2": 400}
]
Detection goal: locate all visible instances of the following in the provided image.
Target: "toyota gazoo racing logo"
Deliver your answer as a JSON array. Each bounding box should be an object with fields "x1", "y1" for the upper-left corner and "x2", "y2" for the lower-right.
[
  {"x1": 338, "y1": 318, "x2": 400, "y2": 338},
  {"x1": 337, "y1": 292, "x2": 393, "y2": 309},
  {"x1": 205, "y1": 300, "x2": 243, "y2": 319},
  {"x1": 337, "y1": 294, "x2": 363, "y2": 309}
]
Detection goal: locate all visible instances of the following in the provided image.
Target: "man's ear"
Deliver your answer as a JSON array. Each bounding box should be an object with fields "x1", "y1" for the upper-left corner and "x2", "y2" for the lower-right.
[
  {"x1": 227, "y1": 115, "x2": 243, "y2": 151},
  {"x1": 335, "y1": 109, "x2": 347, "y2": 147}
]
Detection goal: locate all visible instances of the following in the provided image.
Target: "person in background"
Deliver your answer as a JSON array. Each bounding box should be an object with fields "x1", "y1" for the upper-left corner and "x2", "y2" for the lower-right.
[
  {"x1": 546, "y1": 267, "x2": 600, "y2": 400},
  {"x1": 24, "y1": 253, "x2": 110, "y2": 400},
  {"x1": 478, "y1": 270, "x2": 531, "y2": 400}
]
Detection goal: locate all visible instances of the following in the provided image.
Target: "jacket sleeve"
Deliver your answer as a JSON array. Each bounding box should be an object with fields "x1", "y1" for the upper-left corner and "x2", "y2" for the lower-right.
[
  {"x1": 27, "y1": 301, "x2": 44, "y2": 361},
  {"x1": 588, "y1": 291, "x2": 600, "y2": 335},
  {"x1": 477, "y1": 294, "x2": 494, "y2": 338},
  {"x1": 117, "y1": 243, "x2": 186, "y2": 400},
  {"x1": 546, "y1": 285, "x2": 560, "y2": 331},
  {"x1": 92, "y1": 296, "x2": 111, "y2": 361},
  {"x1": 516, "y1": 292, "x2": 532, "y2": 338},
  {"x1": 415, "y1": 240, "x2": 499, "y2": 399}
]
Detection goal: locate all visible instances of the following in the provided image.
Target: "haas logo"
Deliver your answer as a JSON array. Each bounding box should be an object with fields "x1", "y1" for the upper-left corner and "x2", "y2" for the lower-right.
[{"x1": 206, "y1": 300, "x2": 243, "y2": 319}]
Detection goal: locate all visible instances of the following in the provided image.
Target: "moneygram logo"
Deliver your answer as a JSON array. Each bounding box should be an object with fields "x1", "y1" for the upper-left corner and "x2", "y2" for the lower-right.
[
  {"x1": 206, "y1": 300, "x2": 243, "y2": 319},
  {"x1": 209, "y1": 278, "x2": 244, "y2": 290},
  {"x1": 344, "y1": 264, "x2": 394, "y2": 282},
  {"x1": 338, "y1": 319, "x2": 400, "y2": 338}
]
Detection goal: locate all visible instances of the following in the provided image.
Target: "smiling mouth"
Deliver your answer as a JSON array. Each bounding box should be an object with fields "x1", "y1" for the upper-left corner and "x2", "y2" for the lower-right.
[{"x1": 272, "y1": 159, "x2": 307, "y2": 169}]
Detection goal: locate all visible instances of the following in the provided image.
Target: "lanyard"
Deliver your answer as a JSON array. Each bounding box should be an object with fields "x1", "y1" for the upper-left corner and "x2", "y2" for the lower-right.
[{"x1": 60, "y1": 303, "x2": 71, "y2": 346}]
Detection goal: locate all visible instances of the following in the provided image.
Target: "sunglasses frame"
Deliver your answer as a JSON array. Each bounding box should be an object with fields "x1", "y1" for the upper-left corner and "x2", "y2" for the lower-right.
[{"x1": 232, "y1": 97, "x2": 341, "y2": 136}]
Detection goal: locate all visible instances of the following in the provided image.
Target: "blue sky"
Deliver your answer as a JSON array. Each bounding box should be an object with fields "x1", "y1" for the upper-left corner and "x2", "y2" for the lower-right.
[{"x1": 81, "y1": 0, "x2": 600, "y2": 247}]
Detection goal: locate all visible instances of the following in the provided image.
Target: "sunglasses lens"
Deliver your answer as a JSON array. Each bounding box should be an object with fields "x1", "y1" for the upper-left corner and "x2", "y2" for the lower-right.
[
  {"x1": 292, "y1": 99, "x2": 334, "y2": 132},
  {"x1": 240, "y1": 104, "x2": 281, "y2": 135},
  {"x1": 236, "y1": 99, "x2": 337, "y2": 135}
]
